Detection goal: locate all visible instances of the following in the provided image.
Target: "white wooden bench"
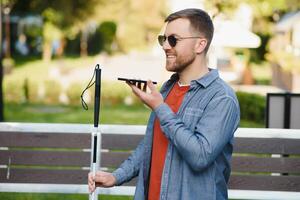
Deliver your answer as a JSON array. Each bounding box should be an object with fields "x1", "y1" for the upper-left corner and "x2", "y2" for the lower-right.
[{"x1": 0, "y1": 122, "x2": 300, "y2": 200}]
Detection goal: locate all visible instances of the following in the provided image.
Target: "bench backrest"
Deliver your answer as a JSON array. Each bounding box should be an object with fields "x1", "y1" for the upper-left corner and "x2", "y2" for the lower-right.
[
  {"x1": 230, "y1": 128, "x2": 300, "y2": 192},
  {"x1": 0, "y1": 123, "x2": 300, "y2": 193}
]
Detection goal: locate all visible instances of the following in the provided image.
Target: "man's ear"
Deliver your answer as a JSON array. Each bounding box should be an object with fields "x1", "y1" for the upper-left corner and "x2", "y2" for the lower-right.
[{"x1": 195, "y1": 39, "x2": 207, "y2": 54}]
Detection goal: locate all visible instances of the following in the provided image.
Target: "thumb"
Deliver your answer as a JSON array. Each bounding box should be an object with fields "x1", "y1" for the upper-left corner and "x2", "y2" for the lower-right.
[{"x1": 147, "y1": 80, "x2": 156, "y2": 92}]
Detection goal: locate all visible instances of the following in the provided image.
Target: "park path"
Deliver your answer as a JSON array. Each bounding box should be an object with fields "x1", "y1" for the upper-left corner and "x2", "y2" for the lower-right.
[{"x1": 64, "y1": 51, "x2": 171, "y2": 85}]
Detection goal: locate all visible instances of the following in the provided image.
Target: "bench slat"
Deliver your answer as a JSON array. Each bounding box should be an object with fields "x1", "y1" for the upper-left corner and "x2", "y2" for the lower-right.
[
  {"x1": 2, "y1": 169, "x2": 299, "y2": 191},
  {"x1": 0, "y1": 132, "x2": 90, "y2": 148},
  {"x1": 2, "y1": 133, "x2": 300, "y2": 154},
  {"x1": 0, "y1": 168, "x2": 136, "y2": 186},
  {"x1": 0, "y1": 168, "x2": 88, "y2": 184},
  {"x1": 0, "y1": 132, "x2": 143, "y2": 150},
  {"x1": 229, "y1": 175, "x2": 300, "y2": 192},
  {"x1": 232, "y1": 156, "x2": 300, "y2": 173},
  {"x1": 0, "y1": 151, "x2": 131, "y2": 168},
  {"x1": 102, "y1": 134, "x2": 143, "y2": 150},
  {"x1": 234, "y1": 138, "x2": 300, "y2": 154}
]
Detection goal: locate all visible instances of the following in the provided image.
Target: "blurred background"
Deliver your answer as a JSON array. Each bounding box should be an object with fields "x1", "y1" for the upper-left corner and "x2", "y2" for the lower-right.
[
  {"x1": 1, "y1": 0, "x2": 300, "y2": 200},
  {"x1": 0, "y1": 0, "x2": 300, "y2": 127}
]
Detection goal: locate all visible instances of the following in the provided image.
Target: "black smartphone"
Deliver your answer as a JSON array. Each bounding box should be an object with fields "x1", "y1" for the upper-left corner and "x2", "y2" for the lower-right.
[{"x1": 117, "y1": 77, "x2": 157, "y2": 84}]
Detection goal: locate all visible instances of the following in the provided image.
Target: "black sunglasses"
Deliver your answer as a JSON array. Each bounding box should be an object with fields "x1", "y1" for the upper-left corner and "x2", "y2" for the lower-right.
[{"x1": 158, "y1": 35, "x2": 202, "y2": 47}]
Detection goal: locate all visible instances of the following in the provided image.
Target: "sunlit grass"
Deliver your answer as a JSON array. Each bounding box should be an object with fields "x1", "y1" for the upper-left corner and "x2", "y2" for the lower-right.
[
  {"x1": 4, "y1": 102, "x2": 263, "y2": 127},
  {"x1": 4, "y1": 102, "x2": 151, "y2": 125},
  {"x1": 5, "y1": 55, "x2": 98, "y2": 83}
]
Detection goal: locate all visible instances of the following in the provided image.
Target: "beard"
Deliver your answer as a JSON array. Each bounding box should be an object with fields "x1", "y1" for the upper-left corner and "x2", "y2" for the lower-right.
[{"x1": 165, "y1": 51, "x2": 196, "y2": 73}]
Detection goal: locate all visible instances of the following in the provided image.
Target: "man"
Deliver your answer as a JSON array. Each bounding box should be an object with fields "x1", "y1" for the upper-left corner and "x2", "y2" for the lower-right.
[{"x1": 88, "y1": 8, "x2": 240, "y2": 200}]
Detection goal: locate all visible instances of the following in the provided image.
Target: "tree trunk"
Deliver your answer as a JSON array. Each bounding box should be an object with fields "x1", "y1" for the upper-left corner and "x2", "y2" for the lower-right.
[
  {"x1": 242, "y1": 64, "x2": 254, "y2": 85},
  {"x1": 43, "y1": 41, "x2": 52, "y2": 62},
  {"x1": 80, "y1": 29, "x2": 88, "y2": 57},
  {"x1": 4, "y1": 7, "x2": 10, "y2": 58},
  {"x1": 56, "y1": 38, "x2": 65, "y2": 58},
  {"x1": 0, "y1": 2, "x2": 4, "y2": 121}
]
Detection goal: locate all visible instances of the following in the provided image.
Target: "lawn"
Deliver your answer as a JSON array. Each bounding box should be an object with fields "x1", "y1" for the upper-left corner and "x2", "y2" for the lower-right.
[
  {"x1": 3, "y1": 102, "x2": 263, "y2": 127},
  {"x1": 4, "y1": 102, "x2": 151, "y2": 125}
]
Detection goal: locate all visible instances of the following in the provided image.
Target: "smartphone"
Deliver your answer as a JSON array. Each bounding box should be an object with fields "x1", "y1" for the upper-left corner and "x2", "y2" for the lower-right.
[{"x1": 117, "y1": 77, "x2": 157, "y2": 85}]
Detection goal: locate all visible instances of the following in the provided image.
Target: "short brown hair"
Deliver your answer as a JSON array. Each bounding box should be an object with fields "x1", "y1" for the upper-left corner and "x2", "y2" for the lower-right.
[{"x1": 165, "y1": 8, "x2": 214, "y2": 53}]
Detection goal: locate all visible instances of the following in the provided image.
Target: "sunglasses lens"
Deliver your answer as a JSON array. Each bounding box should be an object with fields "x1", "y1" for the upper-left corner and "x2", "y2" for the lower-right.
[
  {"x1": 158, "y1": 35, "x2": 177, "y2": 47},
  {"x1": 168, "y1": 35, "x2": 177, "y2": 47},
  {"x1": 158, "y1": 35, "x2": 165, "y2": 46}
]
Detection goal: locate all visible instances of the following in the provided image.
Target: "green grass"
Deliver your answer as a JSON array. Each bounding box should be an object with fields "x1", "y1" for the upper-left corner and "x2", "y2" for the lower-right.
[
  {"x1": 4, "y1": 102, "x2": 150, "y2": 125},
  {"x1": 5, "y1": 55, "x2": 97, "y2": 83},
  {"x1": 4, "y1": 102, "x2": 264, "y2": 127}
]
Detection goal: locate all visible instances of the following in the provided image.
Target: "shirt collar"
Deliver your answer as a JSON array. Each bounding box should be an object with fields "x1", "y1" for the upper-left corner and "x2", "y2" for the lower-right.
[
  {"x1": 166, "y1": 68, "x2": 219, "y2": 89},
  {"x1": 192, "y1": 68, "x2": 219, "y2": 88}
]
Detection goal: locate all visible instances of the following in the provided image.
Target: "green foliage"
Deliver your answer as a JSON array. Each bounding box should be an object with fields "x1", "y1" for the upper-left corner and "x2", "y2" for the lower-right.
[
  {"x1": 236, "y1": 91, "x2": 266, "y2": 124},
  {"x1": 3, "y1": 58, "x2": 15, "y2": 74},
  {"x1": 66, "y1": 82, "x2": 84, "y2": 106},
  {"x1": 88, "y1": 21, "x2": 117, "y2": 55},
  {"x1": 11, "y1": 0, "x2": 168, "y2": 56},
  {"x1": 267, "y1": 50, "x2": 300, "y2": 74},
  {"x1": 99, "y1": 21, "x2": 117, "y2": 54},
  {"x1": 44, "y1": 80, "x2": 62, "y2": 104},
  {"x1": 42, "y1": 8, "x2": 63, "y2": 24},
  {"x1": 206, "y1": 0, "x2": 300, "y2": 63},
  {"x1": 249, "y1": 33, "x2": 271, "y2": 63},
  {"x1": 23, "y1": 79, "x2": 40, "y2": 103},
  {"x1": 3, "y1": 79, "x2": 23, "y2": 103},
  {"x1": 95, "y1": 0, "x2": 167, "y2": 52},
  {"x1": 65, "y1": 35, "x2": 81, "y2": 55},
  {"x1": 205, "y1": 0, "x2": 240, "y2": 17}
]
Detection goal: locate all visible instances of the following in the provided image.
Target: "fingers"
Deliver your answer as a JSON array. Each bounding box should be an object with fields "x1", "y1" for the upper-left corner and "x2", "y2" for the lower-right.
[
  {"x1": 88, "y1": 171, "x2": 116, "y2": 193},
  {"x1": 126, "y1": 82, "x2": 143, "y2": 97},
  {"x1": 142, "y1": 83, "x2": 147, "y2": 92},
  {"x1": 137, "y1": 81, "x2": 142, "y2": 90},
  {"x1": 147, "y1": 80, "x2": 156, "y2": 93},
  {"x1": 126, "y1": 80, "x2": 156, "y2": 92},
  {"x1": 88, "y1": 172, "x2": 95, "y2": 193}
]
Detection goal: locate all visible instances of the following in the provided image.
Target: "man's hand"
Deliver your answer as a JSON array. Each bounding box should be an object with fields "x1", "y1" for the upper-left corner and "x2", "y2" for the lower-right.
[
  {"x1": 127, "y1": 80, "x2": 163, "y2": 110},
  {"x1": 88, "y1": 171, "x2": 116, "y2": 193}
]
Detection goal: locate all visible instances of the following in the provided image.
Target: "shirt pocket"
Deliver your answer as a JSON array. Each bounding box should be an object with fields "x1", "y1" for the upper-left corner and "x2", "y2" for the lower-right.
[{"x1": 182, "y1": 107, "x2": 204, "y2": 128}]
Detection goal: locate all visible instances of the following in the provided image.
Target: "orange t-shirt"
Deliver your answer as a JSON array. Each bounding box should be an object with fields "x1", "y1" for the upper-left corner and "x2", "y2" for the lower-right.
[{"x1": 148, "y1": 83, "x2": 190, "y2": 200}]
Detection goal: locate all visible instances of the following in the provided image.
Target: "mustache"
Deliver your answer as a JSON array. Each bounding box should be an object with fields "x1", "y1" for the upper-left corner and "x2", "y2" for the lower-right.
[{"x1": 164, "y1": 50, "x2": 176, "y2": 55}]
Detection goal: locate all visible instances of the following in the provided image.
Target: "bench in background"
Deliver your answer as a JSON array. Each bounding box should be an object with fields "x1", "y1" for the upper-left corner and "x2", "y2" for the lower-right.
[{"x1": 0, "y1": 122, "x2": 300, "y2": 199}]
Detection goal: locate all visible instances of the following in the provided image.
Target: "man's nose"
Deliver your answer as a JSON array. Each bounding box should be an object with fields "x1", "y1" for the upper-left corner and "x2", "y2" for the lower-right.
[{"x1": 162, "y1": 39, "x2": 172, "y2": 50}]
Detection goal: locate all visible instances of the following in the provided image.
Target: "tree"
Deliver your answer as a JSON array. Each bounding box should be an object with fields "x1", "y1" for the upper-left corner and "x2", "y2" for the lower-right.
[
  {"x1": 205, "y1": 0, "x2": 300, "y2": 84},
  {"x1": 0, "y1": 0, "x2": 16, "y2": 121},
  {"x1": 92, "y1": 0, "x2": 168, "y2": 52},
  {"x1": 12, "y1": 0, "x2": 102, "y2": 61},
  {"x1": 0, "y1": 1, "x2": 3, "y2": 121}
]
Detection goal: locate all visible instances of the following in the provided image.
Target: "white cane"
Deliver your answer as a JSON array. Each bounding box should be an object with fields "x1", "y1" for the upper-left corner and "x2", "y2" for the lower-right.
[
  {"x1": 90, "y1": 130, "x2": 101, "y2": 200},
  {"x1": 89, "y1": 65, "x2": 102, "y2": 200}
]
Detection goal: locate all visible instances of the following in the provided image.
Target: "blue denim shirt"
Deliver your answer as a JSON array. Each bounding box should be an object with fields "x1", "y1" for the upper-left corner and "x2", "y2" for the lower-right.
[{"x1": 112, "y1": 69, "x2": 240, "y2": 200}]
